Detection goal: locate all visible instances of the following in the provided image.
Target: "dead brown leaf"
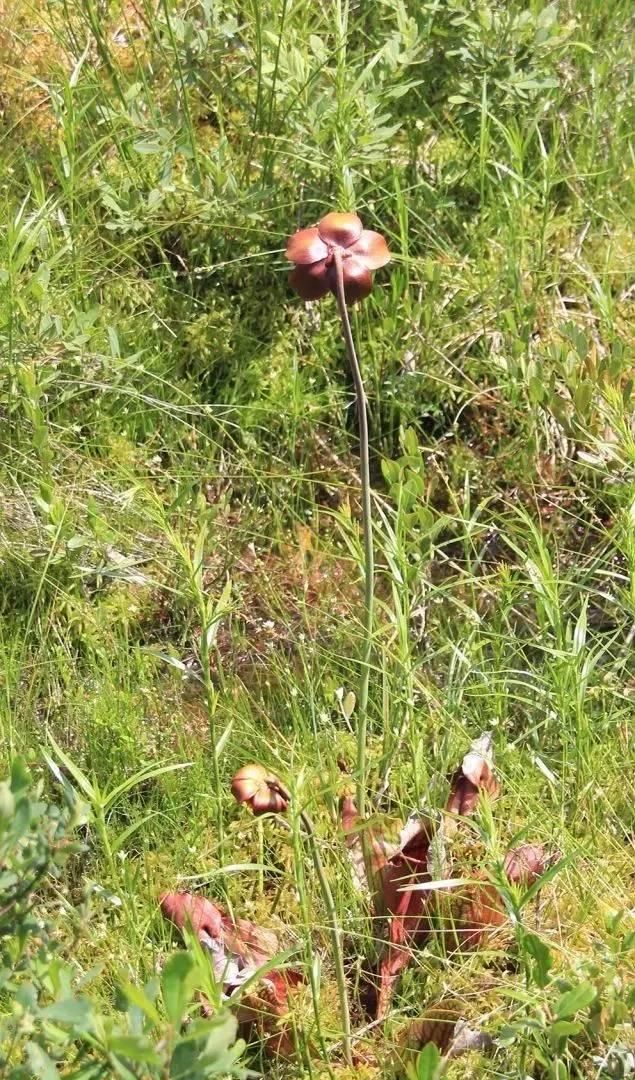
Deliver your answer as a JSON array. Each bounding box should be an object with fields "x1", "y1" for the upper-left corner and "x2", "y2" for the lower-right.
[{"x1": 392, "y1": 1002, "x2": 494, "y2": 1076}]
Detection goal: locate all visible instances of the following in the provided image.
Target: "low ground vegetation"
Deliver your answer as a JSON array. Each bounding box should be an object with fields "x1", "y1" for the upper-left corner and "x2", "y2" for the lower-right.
[{"x1": 1, "y1": 1, "x2": 634, "y2": 1077}]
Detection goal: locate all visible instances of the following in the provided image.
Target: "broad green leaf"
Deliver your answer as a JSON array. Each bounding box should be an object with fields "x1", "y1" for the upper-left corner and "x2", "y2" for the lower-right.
[
  {"x1": 162, "y1": 951, "x2": 196, "y2": 1028},
  {"x1": 549, "y1": 1019, "x2": 582, "y2": 1039},
  {"x1": 40, "y1": 995, "x2": 93, "y2": 1028},
  {"x1": 381, "y1": 458, "x2": 401, "y2": 486},
  {"x1": 524, "y1": 932, "x2": 552, "y2": 988},
  {"x1": 10, "y1": 756, "x2": 31, "y2": 794},
  {"x1": 107, "y1": 1035, "x2": 163, "y2": 1065},
  {"x1": 26, "y1": 1041, "x2": 60, "y2": 1080},
  {"x1": 0, "y1": 781, "x2": 15, "y2": 820},
  {"x1": 403, "y1": 427, "x2": 420, "y2": 457},
  {"x1": 120, "y1": 981, "x2": 162, "y2": 1025},
  {"x1": 555, "y1": 981, "x2": 597, "y2": 1018},
  {"x1": 341, "y1": 690, "x2": 356, "y2": 720},
  {"x1": 202, "y1": 1012, "x2": 240, "y2": 1061},
  {"x1": 416, "y1": 1041, "x2": 441, "y2": 1080}
]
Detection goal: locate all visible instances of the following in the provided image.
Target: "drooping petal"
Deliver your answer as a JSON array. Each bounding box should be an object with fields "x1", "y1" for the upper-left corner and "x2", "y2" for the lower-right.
[
  {"x1": 285, "y1": 226, "x2": 328, "y2": 265},
  {"x1": 349, "y1": 229, "x2": 391, "y2": 269},
  {"x1": 338, "y1": 255, "x2": 373, "y2": 303},
  {"x1": 289, "y1": 261, "x2": 330, "y2": 301},
  {"x1": 250, "y1": 785, "x2": 287, "y2": 815},
  {"x1": 318, "y1": 211, "x2": 363, "y2": 248}
]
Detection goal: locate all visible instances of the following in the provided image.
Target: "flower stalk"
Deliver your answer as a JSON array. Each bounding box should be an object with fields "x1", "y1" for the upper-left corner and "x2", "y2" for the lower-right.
[
  {"x1": 285, "y1": 211, "x2": 390, "y2": 819},
  {"x1": 282, "y1": 210, "x2": 391, "y2": 1060},
  {"x1": 332, "y1": 248, "x2": 374, "y2": 821}
]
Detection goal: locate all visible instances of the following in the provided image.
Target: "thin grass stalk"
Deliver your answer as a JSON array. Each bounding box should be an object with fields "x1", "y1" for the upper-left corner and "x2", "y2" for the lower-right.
[
  {"x1": 270, "y1": 780, "x2": 352, "y2": 1067},
  {"x1": 299, "y1": 809, "x2": 353, "y2": 1067},
  {"x1": 198, "y1": 618, "x2": 224, "y2": 862}
]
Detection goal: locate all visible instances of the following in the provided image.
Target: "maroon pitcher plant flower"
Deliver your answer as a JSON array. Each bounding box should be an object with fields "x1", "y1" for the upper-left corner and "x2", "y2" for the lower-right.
[
  {"x1": 286, "y1": 211, "x2": 390, "y2": 304},
  {"x1": 231, "y1": 764, "x2": 289, "y2": 815},
  {"x1": 283, "y1": 209, "x2": 392, "y2": 1065},
  {"x1": 286, "y1": 209, "x2": 391, "y2": 864}
]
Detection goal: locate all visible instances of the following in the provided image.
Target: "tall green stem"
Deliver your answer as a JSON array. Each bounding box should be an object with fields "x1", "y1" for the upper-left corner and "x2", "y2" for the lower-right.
[{"x1": 333, "y1": 249, "x2": 374, "y2": 821}]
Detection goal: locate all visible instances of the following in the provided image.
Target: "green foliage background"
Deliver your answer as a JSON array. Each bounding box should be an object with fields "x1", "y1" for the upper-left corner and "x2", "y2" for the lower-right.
[{"x1": 0, "y1": 0, "x2": 633, "y2": 1076}]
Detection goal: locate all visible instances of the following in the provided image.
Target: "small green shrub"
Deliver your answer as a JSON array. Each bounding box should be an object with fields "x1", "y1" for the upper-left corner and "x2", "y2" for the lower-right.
[{"x1": 0, "y1": 760, "x2": 248, "y2": 1079}]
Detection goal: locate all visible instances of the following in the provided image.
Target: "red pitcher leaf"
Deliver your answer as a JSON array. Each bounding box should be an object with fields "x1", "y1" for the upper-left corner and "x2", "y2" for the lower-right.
[
  {"x1": 160, "y1": 892, "x2": 235, "y2": 982},
  {"x1": 160, "y1": 891, "x2": 223, "y2": 940},
  {"x1": 398, "y1": 815, "x2": 434, "y2": 864},
  {"x1": 161, "y1": 891, "x2": 285, "y2": 982},
  {"x1": 380, "y1": 817, "x2": 434, "y2": 918},
  {"x1": 446, "y1": 732, "x2": 500, "y2": 818},
  {"x1": 340, "y1": 792, "x2": 358, "y2": 831},
  {"x1": 396, "y1": 1002, "x2": 463, "y2": 1056},
  {"x1": 376, "y1": 899, "x2": 430, "y2": 1020},
  {"x1": 375, "y1": 820, "x2": 435, "y2": 1019},
  {"x1": 340, "y1": 795, "x2": 397, "y2": 903},
  {"x1": 234, "y1": 969, "x2": 305, "y2": 1059},
  {"x1": 221, "y1": 914, "x2": 279, "y2": 968},
  {"x1": 453, "y1": 880, "x2": 507, "y2": 950},
  {"x1": 375, "y1": 937, "x2": 415, "y2": 1022},
  {"x1": 504, "y1": 843, "x2": 549, "y2": 886},
  {"x1": 161, "y1": 890, "x2": 304, "y2": 1057}
]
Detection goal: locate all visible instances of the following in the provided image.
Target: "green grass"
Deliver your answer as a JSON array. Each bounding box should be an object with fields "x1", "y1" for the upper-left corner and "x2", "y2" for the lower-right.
[{"x1": 1, "y1": 0, "x2": 634, "y2": 1075}]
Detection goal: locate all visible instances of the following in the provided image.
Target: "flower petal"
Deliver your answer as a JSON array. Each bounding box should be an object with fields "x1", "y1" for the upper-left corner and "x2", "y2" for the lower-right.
[
  {"x1": 349, "y1": 229, "x2": 391, "y2": 269},
  {"x1": 318, "y1": 211, "x2": 362, "y2": 248},
  {"x1": 270, "y1": 790, "x2": 287, "y2": 813},
  {"x1": 338, "y1": 255, "x2": 373, "y2": 304},
  {"x1": 285, "y1": 227, "x2": 328, "y2": 265},
  {"x1": 232, "y1": 764, "x2": 268, "y2": 804},
  {"x1": 250, "y1": 787, "x2": 272, "y2": 814},
  {"x1": 252, "y1": 787, "x2": 284, "y2": 815},
  {"x1": 289, "y1": 262, "x2": 330, "y2": 301}
]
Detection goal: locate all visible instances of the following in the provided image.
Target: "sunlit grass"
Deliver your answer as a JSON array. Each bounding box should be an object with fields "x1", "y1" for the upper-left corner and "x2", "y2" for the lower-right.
[{"x1": 0, "y1": 0, "x2": 633, "y2": 1076}]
